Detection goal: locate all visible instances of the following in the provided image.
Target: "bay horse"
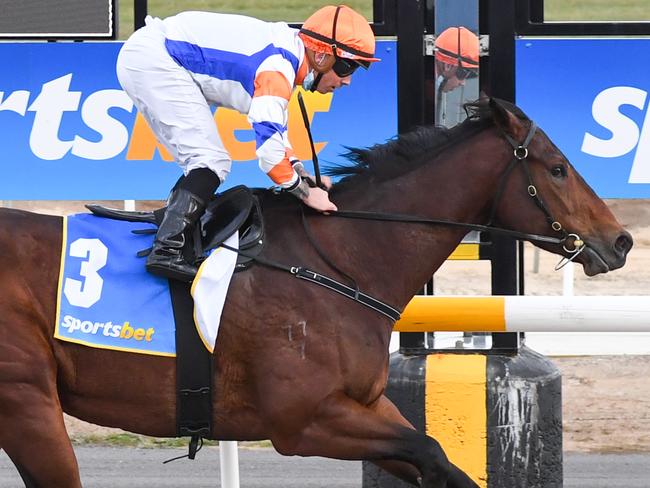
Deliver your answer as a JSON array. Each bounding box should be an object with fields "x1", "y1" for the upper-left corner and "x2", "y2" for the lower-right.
[{"x1": 0, "y1": 98, "x2": 632, "y2": 487}]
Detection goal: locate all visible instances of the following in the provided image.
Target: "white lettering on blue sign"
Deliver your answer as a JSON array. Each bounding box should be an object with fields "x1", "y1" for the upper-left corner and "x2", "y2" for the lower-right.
[
  {"x1": 581, "y1": 86, "x2": 650, "y2": 184},
  {"x1": 0, "y1": 73, "x2": 134, "y2": 161}
]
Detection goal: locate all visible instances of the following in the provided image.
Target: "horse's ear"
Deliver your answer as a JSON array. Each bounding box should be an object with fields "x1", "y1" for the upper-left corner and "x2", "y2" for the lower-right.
[{"x1": 489, "y1": 98, "x2": 527, "y2": 141}]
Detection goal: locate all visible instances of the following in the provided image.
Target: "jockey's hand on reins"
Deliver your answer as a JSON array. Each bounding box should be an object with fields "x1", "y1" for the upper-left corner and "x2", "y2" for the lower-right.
[{"x1": 303, "y1": 175, "x2": 330, "y2": 192}]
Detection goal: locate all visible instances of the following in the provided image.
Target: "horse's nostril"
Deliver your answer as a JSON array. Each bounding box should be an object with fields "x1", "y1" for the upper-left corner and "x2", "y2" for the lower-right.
[{"x1": 615, "y1": 232, "x2": 633, "y2": 256}]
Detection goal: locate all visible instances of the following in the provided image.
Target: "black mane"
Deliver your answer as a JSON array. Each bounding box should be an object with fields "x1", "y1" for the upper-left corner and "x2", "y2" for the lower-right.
[{"x1": 326, "y1": 98, "x2": 528, "y2": 191}]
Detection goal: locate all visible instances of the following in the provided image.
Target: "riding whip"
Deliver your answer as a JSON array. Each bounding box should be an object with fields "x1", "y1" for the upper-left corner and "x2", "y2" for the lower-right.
[{"x1": 297, "y1": 91, "x2": 324, "y2": 189}]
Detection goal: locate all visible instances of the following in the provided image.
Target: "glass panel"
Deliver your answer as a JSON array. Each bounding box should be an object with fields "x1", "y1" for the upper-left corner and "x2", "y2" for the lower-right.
[
  {"x1": 427, "y1": 332, "x2": 493, "y2": 350},
  {"x1": 119, "y1": 0, "x2": 374, "y2": 38},
  {"x1": 428, "y1": 255, "x2": 493, "y2": 351},
  {"x1": 430, "y1": 0, "x2": 485, "y2": 350},
  {"x1": 433, "y1": 0, "x2": 479, "y2": 128},
  {"x1": 545, "y1": 0, "x2": 650, "y2": 22}
]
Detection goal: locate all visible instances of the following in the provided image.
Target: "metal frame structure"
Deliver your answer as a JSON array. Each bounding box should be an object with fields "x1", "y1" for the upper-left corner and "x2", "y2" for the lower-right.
[
  {"x1": 394, "y1": 0, "x2": 523, "y2": 354},
  {"x1": 517, "y1": 0, "x2": 650, "y2": 35},
  {"x1": 0, "y1": 0, "x2": 118, "y2": 40},
  {"x1": 134, "y1": 0, "x2": 399, "y2": 35}
]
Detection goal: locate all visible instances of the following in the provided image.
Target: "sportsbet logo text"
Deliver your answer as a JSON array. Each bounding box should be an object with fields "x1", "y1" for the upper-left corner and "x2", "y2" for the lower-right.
[
  {"x1": 60, "y1": 315, "x2": 155, "y2": 342},
  {"x1": 60, "y1": 237, "x2": 160, "y2": 347},
  {"x1": 0, "y1": 73, "x2": 331, "y2": 162},
  {"x1": 581, "y1": 86, "x2": 650, "y2": 183}
]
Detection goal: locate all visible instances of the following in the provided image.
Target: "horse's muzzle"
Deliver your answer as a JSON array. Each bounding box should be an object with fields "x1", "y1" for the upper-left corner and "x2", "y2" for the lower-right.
[{"x1": 581, "y1": 230, "x2": 633, "y2": 276}]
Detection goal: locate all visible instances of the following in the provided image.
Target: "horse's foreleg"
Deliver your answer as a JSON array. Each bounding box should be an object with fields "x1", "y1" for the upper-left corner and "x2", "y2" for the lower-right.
[
  {"x1": 368, "y1": 394, "x2": 427, "y2": 484},
  {"x1": 269, "y1": 392, "x2": 477, "y2": 488},
  {"x1": 370, "y1": 395, "x2": 479, "y2": 488}
]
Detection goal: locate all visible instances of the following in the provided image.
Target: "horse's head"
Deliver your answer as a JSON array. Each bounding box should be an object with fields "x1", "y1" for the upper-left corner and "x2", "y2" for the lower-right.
[{"x1": 487, "y1": 97, "x2": 633, "y2": 276}]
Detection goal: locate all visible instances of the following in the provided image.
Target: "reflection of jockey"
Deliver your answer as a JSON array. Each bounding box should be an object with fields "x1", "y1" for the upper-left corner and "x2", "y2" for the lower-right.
[
  {"x1": 434, "y1": 26, "x2": 478, "y2": 93},
  {"x1": 116, "y1": 5, "x2": 379, "y2": 281}
]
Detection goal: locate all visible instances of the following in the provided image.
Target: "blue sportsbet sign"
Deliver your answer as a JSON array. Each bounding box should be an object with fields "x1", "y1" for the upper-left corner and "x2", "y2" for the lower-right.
[
  {"x1": 1, "y1": 38, "x2": 649, "y2": 199},
  {"x1": 516, "y1": 38, "x2": 650, "y2": 198},
  {"x1": 0, "y1": 40, "x2": 396, "y2": 199}
]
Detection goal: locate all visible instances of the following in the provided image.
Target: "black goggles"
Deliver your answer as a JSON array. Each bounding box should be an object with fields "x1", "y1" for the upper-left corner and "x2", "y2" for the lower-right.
[
  {"x1": 455, "y1": 65, "x2": 478, "y2": 80},
  {"x1": 332, "y1": 56, "x2": 370, "y2": 77}
]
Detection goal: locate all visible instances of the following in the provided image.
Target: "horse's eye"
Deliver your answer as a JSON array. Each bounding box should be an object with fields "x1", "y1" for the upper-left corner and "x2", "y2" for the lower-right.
[{"x1": 551, "y1": 165, "x2": 567, "y2": 178}]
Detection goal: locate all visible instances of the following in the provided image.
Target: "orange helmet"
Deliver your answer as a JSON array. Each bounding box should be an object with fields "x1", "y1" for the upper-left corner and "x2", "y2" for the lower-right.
[
  {"x1": 299, "y1": 5, "x2": 380, "y2": 64},
  {"x1": 434, "y1": 26, "x2": 479, "y2": 69}
]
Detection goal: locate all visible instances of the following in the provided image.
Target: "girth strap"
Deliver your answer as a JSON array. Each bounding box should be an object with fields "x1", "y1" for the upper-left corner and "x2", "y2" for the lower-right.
[{"x1": 168, "y1": 280, "x2": 212, "y2": 455}]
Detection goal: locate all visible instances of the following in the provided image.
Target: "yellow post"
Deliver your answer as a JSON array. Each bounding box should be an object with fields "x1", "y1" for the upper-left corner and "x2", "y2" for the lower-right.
[{"x1": 425, "y1": 354, "x2": 487, "y2": 487}]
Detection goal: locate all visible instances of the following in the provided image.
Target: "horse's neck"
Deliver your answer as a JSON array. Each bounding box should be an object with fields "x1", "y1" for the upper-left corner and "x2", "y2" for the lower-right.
[{"x1": 333, "y1": 139, "x2": 503, "y2": 311}]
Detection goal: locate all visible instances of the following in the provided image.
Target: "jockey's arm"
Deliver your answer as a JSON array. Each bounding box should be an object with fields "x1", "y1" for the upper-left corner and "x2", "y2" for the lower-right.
[{"x1": 248, "y1": 85, "x2": 336, "y2": 212}]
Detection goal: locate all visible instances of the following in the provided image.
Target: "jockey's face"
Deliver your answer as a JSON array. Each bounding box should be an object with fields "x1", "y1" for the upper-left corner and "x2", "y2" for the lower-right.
[
  {"x1": 315, "y1": 66, "x2": 352, "y2": 94},
  {"x1": 435, "y1": 60, "x2": 467, "y2": 92},
  {"x1": 440, "y1": 65, "x2": 466, "y2": 92}
]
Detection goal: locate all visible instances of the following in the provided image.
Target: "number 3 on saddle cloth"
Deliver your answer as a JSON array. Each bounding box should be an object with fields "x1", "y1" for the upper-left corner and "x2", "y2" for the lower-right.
[{"x1": 55, "y1": 186, "x2": 263, "y2": 356}]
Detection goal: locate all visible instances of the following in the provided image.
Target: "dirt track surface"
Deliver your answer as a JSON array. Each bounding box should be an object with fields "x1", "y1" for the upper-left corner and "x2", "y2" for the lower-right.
[
  {"x1": 6, "y1": 199, "x2": 650, "y2": 452},
  {"x1": 556, "y1": 355, "x2": 650, "y2": 452}
]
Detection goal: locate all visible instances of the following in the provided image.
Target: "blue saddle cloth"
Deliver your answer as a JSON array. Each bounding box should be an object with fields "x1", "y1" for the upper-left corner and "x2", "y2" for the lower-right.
[{"x1": 54, "y1": 214, "x2": 176, "y2": 356}]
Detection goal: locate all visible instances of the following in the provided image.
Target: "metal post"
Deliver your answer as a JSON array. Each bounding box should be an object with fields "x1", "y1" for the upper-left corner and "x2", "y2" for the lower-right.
[
  {"x1": 219, "y1": 441, "x2": 240, "y2": 488},
  {"x1": 397, "y1": 0, "x2": 428, "y2": 132},
  {"x1": 481, "y1": 0, "x2": 522, "y2": 352},
  {"x1": 134, "y1": 0, "x2": 147, "y2": 31},
  {"x1": 530, "y1": 0, "x2": 545, "y2": 23},
  {"x1": 395, "y1": 0, "x2": 431, "y2": 355}
]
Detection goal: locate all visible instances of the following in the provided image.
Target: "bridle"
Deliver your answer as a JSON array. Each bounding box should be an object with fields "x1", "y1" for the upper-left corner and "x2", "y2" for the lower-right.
[
  {"x1": 486, "y1": 120, "x2": 586, "y2": 266},
  {"x1": 223, "y1": 115, "x2": 587, "y2": 322}
]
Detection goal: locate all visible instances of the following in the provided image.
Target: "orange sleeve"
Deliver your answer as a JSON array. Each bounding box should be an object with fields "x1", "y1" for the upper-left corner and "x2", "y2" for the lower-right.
[
  {"x1": 266, "y1": 156, "x2": 297, "y2": 186},
  {"x1": 254, "y1": 71, "x2": 292, "y2": 101}
]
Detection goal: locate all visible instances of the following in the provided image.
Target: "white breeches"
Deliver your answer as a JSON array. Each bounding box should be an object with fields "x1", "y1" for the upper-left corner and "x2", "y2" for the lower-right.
[{"x1": 116, "y1": 18, "x2": 231, "y2": 181}]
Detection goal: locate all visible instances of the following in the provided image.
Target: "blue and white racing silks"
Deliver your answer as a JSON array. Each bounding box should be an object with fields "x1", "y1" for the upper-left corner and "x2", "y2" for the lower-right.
[{"x1": 160, "y1": 12, "x2": 308, "y2": 186}]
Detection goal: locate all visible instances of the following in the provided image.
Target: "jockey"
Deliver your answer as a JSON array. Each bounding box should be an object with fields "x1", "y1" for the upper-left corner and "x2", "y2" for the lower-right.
[
  {"x1": 116, "y1": 5, "x2": 379, "y2": 282},
  {"x1": 434, "y1": 26, "x2": 479, "y2": 93}
]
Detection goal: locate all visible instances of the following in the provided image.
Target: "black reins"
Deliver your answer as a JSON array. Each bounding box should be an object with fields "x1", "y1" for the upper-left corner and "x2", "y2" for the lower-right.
[
  {"x1": 330, "y1": 121, "x2": 583, "y2": 251},
  {"x1": 222, "y1": 111, "x2": 585, "y2": 323}
]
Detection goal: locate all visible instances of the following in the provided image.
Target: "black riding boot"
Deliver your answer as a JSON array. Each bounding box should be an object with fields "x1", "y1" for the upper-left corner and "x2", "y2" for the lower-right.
[
  {"x1": 146, "y1": 167, "x2": 221, "y2": 281},
  {"x1": 146, "y1": 188, "x2": 207, "y2": 281}
]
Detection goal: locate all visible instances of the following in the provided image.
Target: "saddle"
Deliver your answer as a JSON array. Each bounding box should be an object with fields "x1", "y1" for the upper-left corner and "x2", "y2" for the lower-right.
[{"x1": 86, "y1": 185, "x2": 264, "y2": 271}]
